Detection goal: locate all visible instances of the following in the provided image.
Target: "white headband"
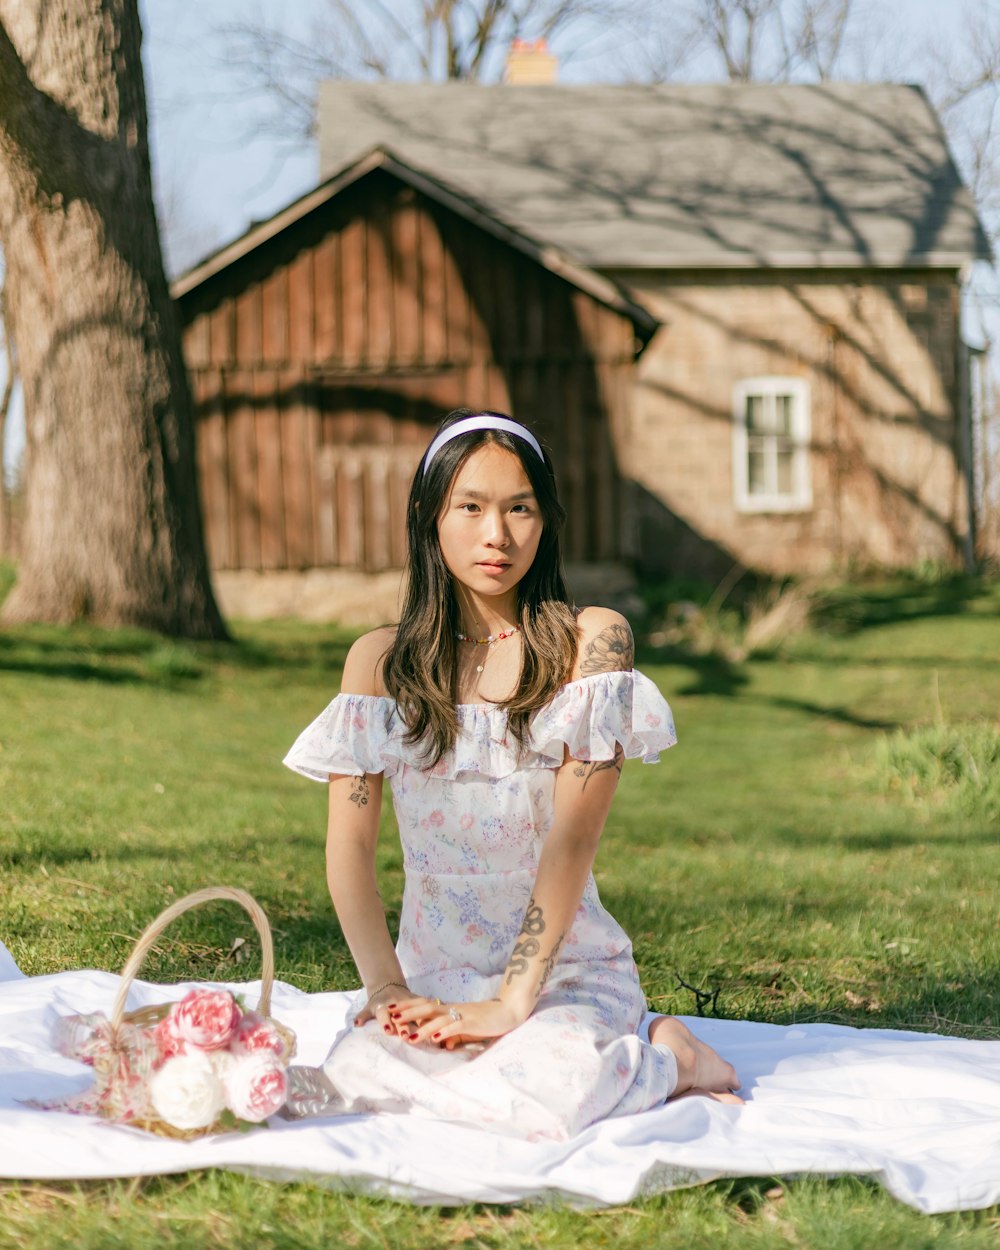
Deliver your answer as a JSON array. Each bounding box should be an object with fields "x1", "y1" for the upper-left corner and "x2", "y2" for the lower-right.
[{"x1": 422, "y1": 415, "x2": 544, "y2": 474}]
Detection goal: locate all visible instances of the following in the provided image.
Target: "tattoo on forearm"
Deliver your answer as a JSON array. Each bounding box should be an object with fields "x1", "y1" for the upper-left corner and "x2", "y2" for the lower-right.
[
  {"x1": 572, "y1": 744, "x2": 625, "y2": 791},
  {"x1": 504, "y1": 899, "x2": 545, "y2": 985},
  {"x1": 578, "y1": 623, "x2": 634, "y2": 675},
  {"x1": 535, "y1": 933, "x2": 566, "y2": 999},
  {"x1": 348, "y1": 773, "x2": 370, "y2": 807}
]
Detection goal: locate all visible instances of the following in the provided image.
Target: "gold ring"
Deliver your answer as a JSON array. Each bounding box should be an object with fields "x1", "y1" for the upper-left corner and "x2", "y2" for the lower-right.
[{"x1": 434, "y1": 997, "x2": 442, "y2": 1006}]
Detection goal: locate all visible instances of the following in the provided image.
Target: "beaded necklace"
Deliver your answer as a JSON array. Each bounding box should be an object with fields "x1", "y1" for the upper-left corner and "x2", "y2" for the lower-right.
[
  {"x1": 454, "y1": 626, "x2": 521, "y2": 645},
  {"x1": 456, "y1": 625, "x2": 521, "y2": 677}
]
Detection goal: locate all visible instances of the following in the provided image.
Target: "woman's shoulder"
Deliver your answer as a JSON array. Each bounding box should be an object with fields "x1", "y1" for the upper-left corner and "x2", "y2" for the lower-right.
[
  {"x1": 571, "y1": 606, "x2": 634, "y2": 679},
  {"x1": 340, "y1": 626, "x2": 398, "y2": 697}
]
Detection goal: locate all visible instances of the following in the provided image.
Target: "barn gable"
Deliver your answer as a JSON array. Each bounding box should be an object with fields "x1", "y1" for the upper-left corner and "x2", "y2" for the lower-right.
[{"x1": 174, "y1": 152, "x2": 657, "y2": 573}]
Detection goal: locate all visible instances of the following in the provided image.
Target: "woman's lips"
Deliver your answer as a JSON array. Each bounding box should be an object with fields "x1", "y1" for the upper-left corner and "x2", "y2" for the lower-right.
[{"x1": 477, "y1": 561, "x2": 511, "y2": 573}]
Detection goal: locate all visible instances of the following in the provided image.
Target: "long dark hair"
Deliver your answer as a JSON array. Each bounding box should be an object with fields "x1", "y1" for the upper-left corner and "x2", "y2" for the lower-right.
[{"x1": 382, "y1": 409, "x2": 578, "y2": 764}]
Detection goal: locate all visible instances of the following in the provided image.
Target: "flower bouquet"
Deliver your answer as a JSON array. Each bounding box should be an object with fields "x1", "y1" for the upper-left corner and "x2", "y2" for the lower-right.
[{"x1": 37, "y1": 886, "x2": 296, "y2": 1137}]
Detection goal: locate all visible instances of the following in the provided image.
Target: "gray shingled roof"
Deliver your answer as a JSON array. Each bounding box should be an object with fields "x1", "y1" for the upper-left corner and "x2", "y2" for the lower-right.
[{"x1": 317, "y1": 81, "x2": 990, "y2": 269}]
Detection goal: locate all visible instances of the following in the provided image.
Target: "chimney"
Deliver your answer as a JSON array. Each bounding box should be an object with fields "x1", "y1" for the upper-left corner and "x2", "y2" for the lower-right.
[{"x1": 504, "y1": 38, "x2": 558, "y2": 85}]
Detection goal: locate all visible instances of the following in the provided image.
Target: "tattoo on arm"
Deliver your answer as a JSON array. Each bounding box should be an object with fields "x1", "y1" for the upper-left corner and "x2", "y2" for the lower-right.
[
  {"x1": 535, "y1": 933, "x2": 566, "y2": 999},
  {"x1": 348, "y1": 773, "x2": 370, "y2": 807},
  {"x1": 504, "y1": 899, "x2": 545, "y2": 985},
  {"x1": 572, "y1": 743, "x2": 625, "y2": 791},
  {"x1": 578, "y1": 622, "x2": 634, "y2": 675}
]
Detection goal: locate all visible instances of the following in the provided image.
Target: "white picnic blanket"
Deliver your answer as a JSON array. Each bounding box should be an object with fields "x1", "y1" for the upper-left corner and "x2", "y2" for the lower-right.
[{"x1": 2, "y1": 946, "x2": 998, "y2": 1213}]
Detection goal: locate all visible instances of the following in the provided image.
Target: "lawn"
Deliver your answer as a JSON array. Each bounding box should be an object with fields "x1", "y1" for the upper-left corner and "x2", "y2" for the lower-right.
[{"x1": 1, "y1": 566, "x2": 998, "y2": 1248}]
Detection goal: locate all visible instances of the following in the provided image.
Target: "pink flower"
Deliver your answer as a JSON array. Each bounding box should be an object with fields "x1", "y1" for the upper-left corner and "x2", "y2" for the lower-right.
[
  {"x1": 428, "y1": 810, "x2": 444, "y2": 827},
  {"x1": 225, "y1": 1053, "x2": 287, "y2": 1122},
  {"x1": 230, "y1": 1011, "x2": 291, "y2": 1062},
  {"x1": 154, "y1": 1012, "x2": 189, "y2": 1062},
  {"x1": 169, "y1": 988, "x2": 241, "y2": 1051},
  {"x1": 460, "y1": 813, "x2": 474, "y2": 831}
]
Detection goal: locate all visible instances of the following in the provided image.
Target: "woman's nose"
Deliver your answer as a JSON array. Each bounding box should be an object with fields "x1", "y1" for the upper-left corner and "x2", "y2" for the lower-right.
[{"x1": 484, "y1": 511, "x2": 510, "y2": 546}]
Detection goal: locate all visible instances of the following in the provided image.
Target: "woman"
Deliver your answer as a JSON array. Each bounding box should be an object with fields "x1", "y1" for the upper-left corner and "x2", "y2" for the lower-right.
[{"x1": 284, "y1": 410, "x2": 739, "y2": 1140}]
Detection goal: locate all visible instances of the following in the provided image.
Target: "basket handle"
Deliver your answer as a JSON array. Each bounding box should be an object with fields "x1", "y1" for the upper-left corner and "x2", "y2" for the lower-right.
[{"x1": 110, "y1": 886, "x2": 276, "y2": 1032}]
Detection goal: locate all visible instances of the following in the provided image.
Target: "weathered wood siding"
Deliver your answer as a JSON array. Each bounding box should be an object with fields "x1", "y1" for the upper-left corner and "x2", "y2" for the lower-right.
[{"x1": 179, "y1": 170, "x2": 638, "y2": 572}]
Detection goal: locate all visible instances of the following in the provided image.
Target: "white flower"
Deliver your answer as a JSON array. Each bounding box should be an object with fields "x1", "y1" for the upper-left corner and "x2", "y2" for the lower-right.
[{"x1": 149, "y1": 1051, "x2": 226, "y2": 1131}]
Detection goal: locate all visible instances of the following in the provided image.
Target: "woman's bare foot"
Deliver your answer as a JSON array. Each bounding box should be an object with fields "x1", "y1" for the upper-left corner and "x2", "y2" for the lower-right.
[{"x1": 649, "y1": 1015, "x2": 744, "y2": 1105}]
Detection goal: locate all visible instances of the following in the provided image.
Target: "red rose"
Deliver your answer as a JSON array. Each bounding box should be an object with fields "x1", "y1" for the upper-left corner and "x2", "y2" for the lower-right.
[{"x1": 169, "y1": 989, "x2": 241, "y2": 1050}]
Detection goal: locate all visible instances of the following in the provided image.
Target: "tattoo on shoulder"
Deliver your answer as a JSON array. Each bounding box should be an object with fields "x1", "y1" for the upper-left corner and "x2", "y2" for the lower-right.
[
  {"x1": 348, "y1": 773, "x2": 370, "y2": 807},
  {"x1": 578, "y1": 622, "x2": 634, "y2": 675},
  {"x1": 572, "y1": 743, "x2": 625, "y2": 791}
]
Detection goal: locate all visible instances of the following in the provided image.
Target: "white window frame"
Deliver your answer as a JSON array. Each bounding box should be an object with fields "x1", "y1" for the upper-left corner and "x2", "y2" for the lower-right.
[{"x1": 732, "y1": 376, "x2": 812, "y2": 513}]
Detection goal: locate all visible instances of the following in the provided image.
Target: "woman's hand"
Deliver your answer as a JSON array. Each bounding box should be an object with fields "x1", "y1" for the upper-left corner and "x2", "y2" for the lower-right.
[
  {"x1": 387, "y1": 996, "x2": 528, "y2": 1050},
  {"x1": 353, "y1": 986, "x2": 425, "y2": 1038}
]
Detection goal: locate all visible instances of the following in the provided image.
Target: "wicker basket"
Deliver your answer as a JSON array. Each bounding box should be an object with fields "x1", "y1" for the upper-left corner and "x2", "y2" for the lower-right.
[{"x1": 47, "y1": 886, "x2": 296, "y2": 1138}]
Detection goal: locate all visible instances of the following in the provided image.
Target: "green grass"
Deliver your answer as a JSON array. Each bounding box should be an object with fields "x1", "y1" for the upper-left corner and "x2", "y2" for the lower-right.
[{"x1": 1, "y1": 566, "x2": 999, "y2": 1248}]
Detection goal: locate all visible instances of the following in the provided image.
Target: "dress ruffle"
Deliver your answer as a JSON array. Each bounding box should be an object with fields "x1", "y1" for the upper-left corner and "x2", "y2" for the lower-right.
[{"x1": 282, "y1": 670, "x2": 676, "y2": 782}]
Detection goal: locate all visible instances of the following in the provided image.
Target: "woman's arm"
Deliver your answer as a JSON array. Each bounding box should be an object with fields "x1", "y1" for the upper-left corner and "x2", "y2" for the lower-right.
[
  {"x1": 327, "y1": 628, "x2": 419, "y2": 1030},
  {"x1": 496, "y1": 737, "x2": 624, "y2": 1017},
  {"x1": 399, "y1": 608, "x2": 633, "y2": 1046},
  {"x1": 325, "y1": 770, "x2": 405, "y2": 1006}
]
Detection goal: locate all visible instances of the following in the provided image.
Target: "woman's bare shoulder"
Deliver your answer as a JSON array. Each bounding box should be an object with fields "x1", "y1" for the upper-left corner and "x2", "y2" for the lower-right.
[
  {"x1": 340, "y1": 626, "x2": 398, "y2": 696},
  {"x1": 571, "y1": 606, "x2": 634, "y2": 678}
]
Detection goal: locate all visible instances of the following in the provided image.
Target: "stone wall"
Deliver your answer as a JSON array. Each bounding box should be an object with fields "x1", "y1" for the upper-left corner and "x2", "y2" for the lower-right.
[{"x1": 607, "y1": 269, "x2": 971, "y2": 577}]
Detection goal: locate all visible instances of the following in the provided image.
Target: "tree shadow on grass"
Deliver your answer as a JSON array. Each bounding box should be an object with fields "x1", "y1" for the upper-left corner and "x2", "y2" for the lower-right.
[
  {"x1": 0, "y1": 623, "x2": 355, "y2": 687},
  {"x1": 635, "y1": 645, "x2": 751, "y2": 698},
  {"x1": 810, "y1": 574, "x2": 997, "y2": 637}
]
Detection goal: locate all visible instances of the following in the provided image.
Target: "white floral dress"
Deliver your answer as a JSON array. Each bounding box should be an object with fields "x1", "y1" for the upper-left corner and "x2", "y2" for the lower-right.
[{"x1": 283, "y1": 669, "x2": 679, "y2": 1141}]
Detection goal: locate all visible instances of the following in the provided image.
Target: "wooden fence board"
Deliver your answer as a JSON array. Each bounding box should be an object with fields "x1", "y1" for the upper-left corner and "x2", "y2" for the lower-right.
[
  {"x1": 192, "y1": 370, "x2": 231, "y2": 568},
  {"x1": 254, "y1": 371, "x2": 286, "y2": 570},
  {"x1": 367, "y1": 200, "x2": 393, "y2": 369},
  {"x1": 393, "y1": 194, "x2": 422, "y2": 366},
  {"x1": 287, "y1": 247, "x2": 314, "y2": 364},
  {"x1": 341, "y1": 216, "x2": 367, "y2": 366},
  {"x1": 261, "y1": 266, "x2": 289, "y2": 365},
  {"x1": 279, "y1": 373, "x2": 316, "y2": 568},
  {"x1": 313, "y1": 235, "x2": 338, "y2": 361},
  {"x1": 235, "y1": 285, "x2": 262, "y2": 364},
  {"x1": 209, "y1": 299, "x2": 234, "y2": 366},
  {"x1": 225, "y1": 370, "x2": 261, "y2": 569}
]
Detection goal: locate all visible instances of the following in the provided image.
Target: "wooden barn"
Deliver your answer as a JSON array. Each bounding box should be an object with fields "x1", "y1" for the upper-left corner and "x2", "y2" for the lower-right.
[
  {"x1": 174, "y1": 78, "x2": 992, "y2": 592},
  {"x1": 313, "y1": 80, "x2": 992, "y2": 578},
  {"x1": 173, "y1": 149, "x2": 656, "y2": 577}
]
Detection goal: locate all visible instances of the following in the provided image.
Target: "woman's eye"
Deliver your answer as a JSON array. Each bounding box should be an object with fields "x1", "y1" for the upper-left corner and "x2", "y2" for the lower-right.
[
  {"x1": 459, "y1": 502, "x2": 480, "y2": 513},
  {"x1": 511, "y1": 504, "x2": 532, "y2": 515}
]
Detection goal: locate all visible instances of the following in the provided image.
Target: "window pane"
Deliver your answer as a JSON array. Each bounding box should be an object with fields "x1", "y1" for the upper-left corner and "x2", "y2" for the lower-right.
[
  {"x1": 745, "y1": 394, "x2": 766, "y2": 432},
  {"x1": 774, "y1": 394, "x2": 794, "y2": 435},
  {"x1": 776, "y1": 450, "x2": 794, "y2": 495},
  {"x1": 747, "y1": 448, "x2": 767, "y2": 494}
]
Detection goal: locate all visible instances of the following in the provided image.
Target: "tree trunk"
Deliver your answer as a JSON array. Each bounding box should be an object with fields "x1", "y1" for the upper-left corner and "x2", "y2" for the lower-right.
[{"x1": 0, "y1": 0, "x2": 226, "y2": 637}]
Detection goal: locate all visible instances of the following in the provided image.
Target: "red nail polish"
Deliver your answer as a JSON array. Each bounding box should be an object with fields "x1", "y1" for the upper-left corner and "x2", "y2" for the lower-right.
[
  {"x1": 387, "y1": 1003, "x2": 397, "y2": 1009},
  {"x1": 432, "y1": 1032, "x2": 441, "y2": 1040},
  {"x1": 383, "y1": 1025, "x2": 391, "y2": 1033}
]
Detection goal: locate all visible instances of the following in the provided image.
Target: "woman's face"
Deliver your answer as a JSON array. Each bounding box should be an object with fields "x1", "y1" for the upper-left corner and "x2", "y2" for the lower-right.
[{"x1": 436, "y1": 443, "x2": 544, "y2": 601}]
